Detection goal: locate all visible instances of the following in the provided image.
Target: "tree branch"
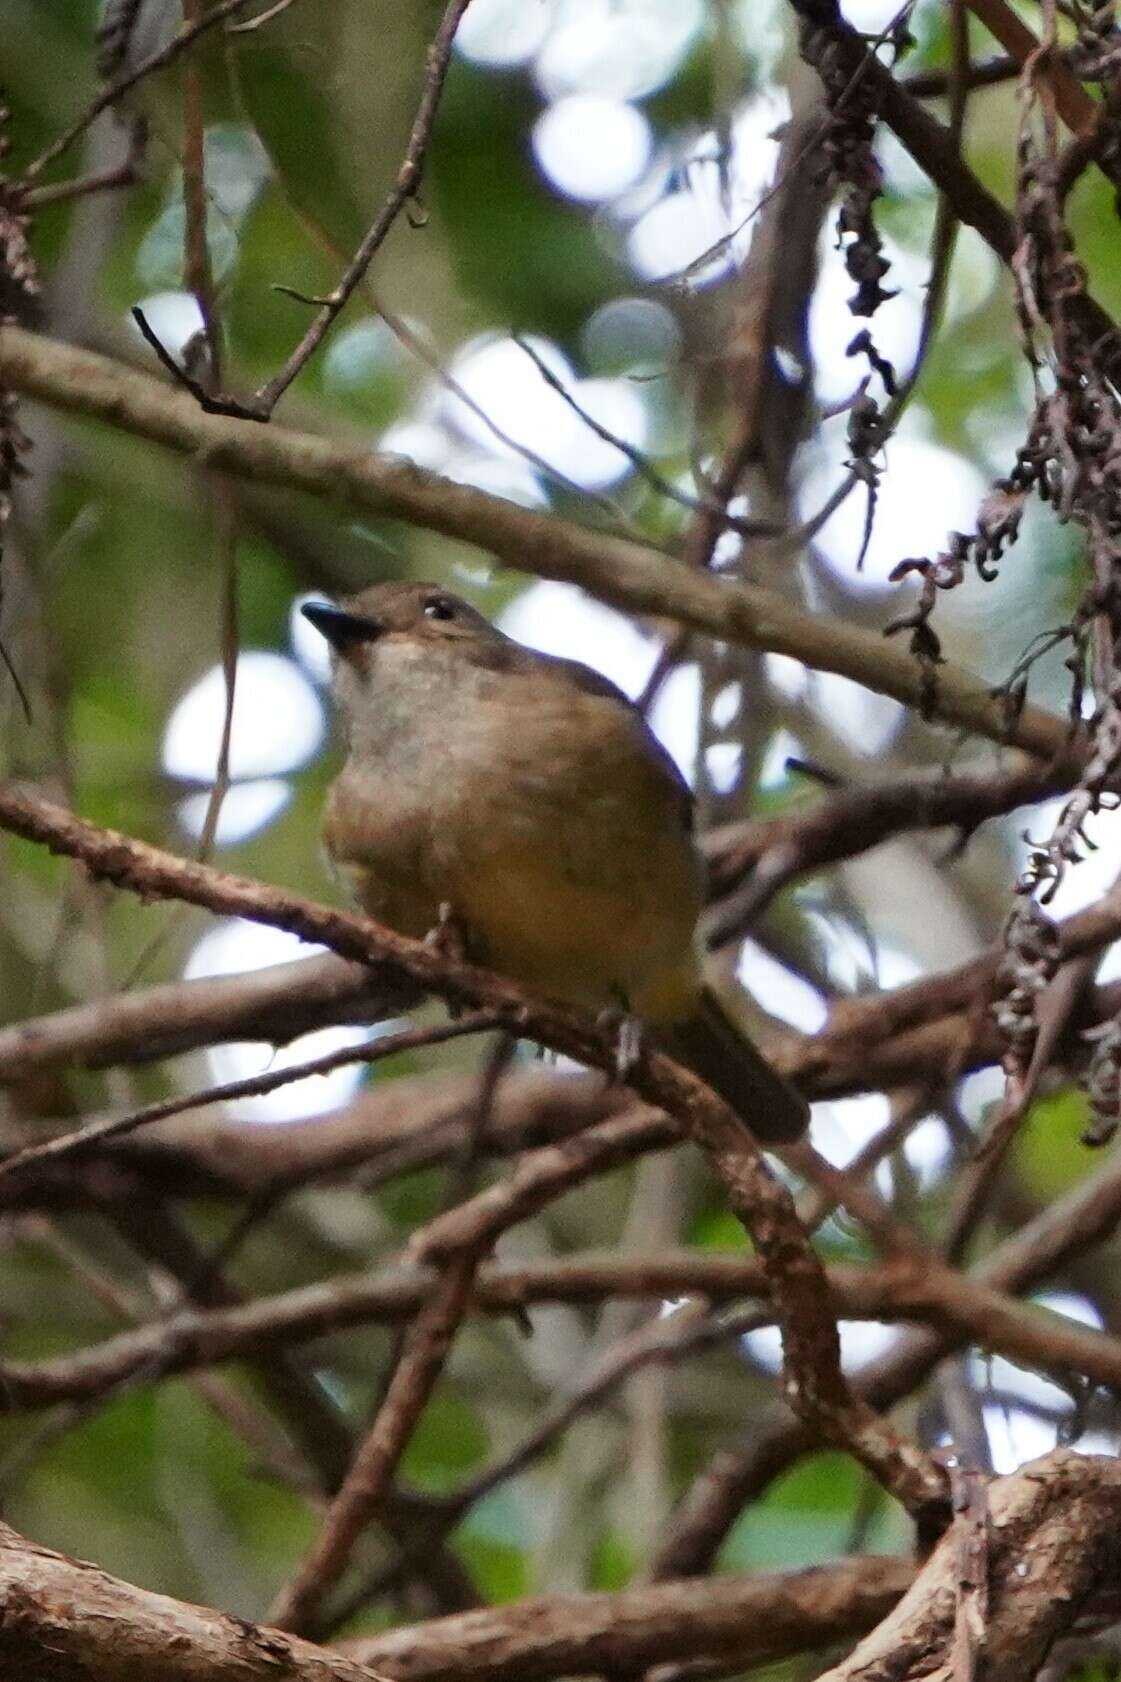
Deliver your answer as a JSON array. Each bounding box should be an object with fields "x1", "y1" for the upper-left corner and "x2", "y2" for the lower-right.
[
  {"x1": 0, "y1": 950, "x2": 394, "y2": 1081},
  {"x1": 271, "y1": 1250, "x2": 480, "y2": 1635},
  {"x1": 703, "y1": 758, "x2": 1069, "y2": 932},
  {"x1": 813, "y1": 1450, "x2": 1121, "y2": 1682},
  {"x1": 343, "y1": 1557, "x2": 916, "y2": 1681},
  {"x1": 653, "y1": 1115, "x2": 1121, "y2": 1577},
  {"x1": 0, "y1": 783, "x2": 947, "y2": 1523},
  {"x1": 0, "y1": 328, "x2": 1073, "y2": 759},
  {"x1": 0, "y1": 1525, "x2": 377, "y2": 1681},
  {"x1": 0, "y1": 1516, "x2": 911, "y2": 1682},
  {"x1": 7, "y1": 1248, "x2": 1121, "y2": 1418},
  {"x1": 0, "y1": 1068, "x2": 637, "y2": 1206},
  {"x1": 19, "y1": 0, "x2": 276, "y2": 182}
]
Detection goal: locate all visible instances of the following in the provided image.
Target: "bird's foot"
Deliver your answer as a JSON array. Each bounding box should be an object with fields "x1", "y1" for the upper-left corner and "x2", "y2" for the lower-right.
[
  {"x1": 425, "y1": 901, "x2": 469, "y2": 963},
  {"x1": 597, "y1": 994, "x2": 644, "y2": 1082},
  {"x1": 426, "y1": 902, "x2": 470, "y2": 1018}
]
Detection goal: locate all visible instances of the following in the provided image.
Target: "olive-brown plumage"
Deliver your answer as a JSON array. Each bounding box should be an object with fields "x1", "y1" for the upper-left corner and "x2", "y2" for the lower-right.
[{"x1": 304, "y1": 582, "x2": 807, "y2": 1143}]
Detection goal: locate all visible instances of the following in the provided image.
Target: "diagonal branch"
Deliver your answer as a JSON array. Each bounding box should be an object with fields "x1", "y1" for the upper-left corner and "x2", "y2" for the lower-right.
[
  {"x1": 813, "y1": 1450, "x2": 1121, "y2": 1682},
  {"x1": 152, "y1": 0, "x2": 475, "y2": 419},
  {"x1": 343, "y1": 1557, "x2": 916, "y2": 1682},
  {"x1": 19, "y1": 0, "x2": 277, "y2": 183},
  {"x1": 270, "y1": 1249, "x2": 480, "y2": 1635},
  {"x1": 0, "y1": 782, "x2": 948, "y2": 1526},
  {"x1": 0, "y1": 328, "x2": 1075, "y2": 759},
  {"x1": 248, "y1": 0, "x2": 473, "y2": 417},
  {"x1": 0, "y1": 1515, "x2": 912, "y2": 1682}
]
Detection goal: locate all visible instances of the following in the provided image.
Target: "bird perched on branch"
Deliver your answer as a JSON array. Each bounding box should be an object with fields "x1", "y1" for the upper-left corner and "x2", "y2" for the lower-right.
[{"x1": 302, "y1": 581, "x2": 807, "y2": 1144}]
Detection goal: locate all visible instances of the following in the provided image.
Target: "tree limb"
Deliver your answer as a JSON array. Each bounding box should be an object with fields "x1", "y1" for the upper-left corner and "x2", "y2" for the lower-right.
[
  {"x1": 343, "y1": 1557, "x2": 915, "y2": 1681},
  {"x1": 0, "y1": 783, "x2": 947, "y2": 1523},
  {"x1": 0, "y1": 327, "x2": 1072, "y2": 759},
  {"x1": 814, "y1": 1450, "x2": 1121, "y2": 1682},
  {"x1": 8, "y1": 1248, "x2": 1121, "y2": 1420},
  {"x1": 0, "y1": 1517, "x2": 910, "y2": 1682}
]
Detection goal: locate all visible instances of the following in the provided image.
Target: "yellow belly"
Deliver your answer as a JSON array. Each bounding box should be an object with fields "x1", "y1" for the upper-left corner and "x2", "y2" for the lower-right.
[{"x1": 452, "y1": 849, "x2": 700, "y2": 1022}]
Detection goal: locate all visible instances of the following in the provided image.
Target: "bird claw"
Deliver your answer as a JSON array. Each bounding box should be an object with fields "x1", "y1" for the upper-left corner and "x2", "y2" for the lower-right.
[
  {"x1": 597, "y1": 1000, "x2": 644, "y2": 1081},
  {"x1": 426, "y1": 903, "x2": 470, "y2": 1019},
  {"x1": 425, "y1": 901, "x2": 468, "y2": 963}
]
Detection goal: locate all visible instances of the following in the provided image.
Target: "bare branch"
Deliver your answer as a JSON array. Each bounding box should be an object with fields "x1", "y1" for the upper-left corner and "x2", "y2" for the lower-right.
[
  {"x1": 343, "y1": 1557, "x2": 916, "y2": 1681},
  {"x1": 8, "y1": 1248, "x2": 1121, "y2": 1415},
  {"x1": 0, "y1": 1068, "x2": 638, "y2": 1212},
  {"x1": 250, "y1": 0, "x2": 473, "y2": 415},
  {"x1": 0, "y1": 327, "x2": 1075, "y2": 759},
  {"x1": 0, "y1": 951, "x2": 393, "y2": 1080},
  {"x1": 0, "y1": 1515, "x2": 911, "y2": 1682},
  {"x1": 703, "y1": 758, "x2": 1069, "y2": 934},
  {"x1": 0, "y1": 1011, "x2": 500, "y2": 1181},
  {"x1": 271, "y1": 1251, "x2": 479, "y2": 1635},
  {"x1": 21, "y1": 0, "x2": 280, "y2": 182},
  {"x1": 814, "y1": 1450, "x2": 1121, "y2": 1682},
  {"x1": 0, "y1": 1518, "x2": 387, "y2": 1681}
]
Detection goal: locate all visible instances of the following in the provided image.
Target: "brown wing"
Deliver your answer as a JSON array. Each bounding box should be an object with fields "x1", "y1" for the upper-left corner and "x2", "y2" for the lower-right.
[{"x1": 468, "y1": 632, "x2": 696, "y2": 835}]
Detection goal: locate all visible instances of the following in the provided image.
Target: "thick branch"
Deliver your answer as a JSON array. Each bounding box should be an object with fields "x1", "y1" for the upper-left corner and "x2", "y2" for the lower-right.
[
  {"x1": 0, "y1": 1518, "x2": 911, "y2": 1682},
  {"x1": 0, "y1": 784, "x2": 946, "y2": 1521},
  {"x1": 0, "y1": 1520, "x2": 376, "y2": 1681},
  {"x1": 8, "y1": 1249, "x2": 1121, "y2": 1416},
  {"x1": 0, "y1": 951, "x2": 394, "y2": 1080},
  {"x1": 814, "y1": 1450, "x2": 1121, "y2": 1682},
  {"x1": 704, "y1": 759, "x2": 1069, "y2": 931},
  {"x1": 0, "y1": 327, "x2": 1071, "y2": 759},
  {"x1": 343, "y1": 1557, "x2": 915, "y2": 1681}
]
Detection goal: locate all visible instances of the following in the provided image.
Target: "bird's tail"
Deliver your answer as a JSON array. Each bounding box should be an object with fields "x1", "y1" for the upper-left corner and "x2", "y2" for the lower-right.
[{"x1": 656, "y1": 985, "x2": 808, "y2": 1144}]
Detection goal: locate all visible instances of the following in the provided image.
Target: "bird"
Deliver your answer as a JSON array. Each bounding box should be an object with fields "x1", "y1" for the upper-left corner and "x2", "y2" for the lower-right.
[{"x1": 302, "y1": 581, "x2": 808, "y2": 1144}]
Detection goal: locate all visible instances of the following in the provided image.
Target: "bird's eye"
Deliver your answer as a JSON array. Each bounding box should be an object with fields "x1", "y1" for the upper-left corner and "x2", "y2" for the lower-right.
[{"x1": 423, "y1": 596, "x2": 456, "y2": 621}]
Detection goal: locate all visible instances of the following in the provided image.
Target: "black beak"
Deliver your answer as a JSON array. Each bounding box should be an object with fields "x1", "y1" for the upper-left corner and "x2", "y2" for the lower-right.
[{"x1": 300, "y1": 600, "x2": 384, "y2": 651}]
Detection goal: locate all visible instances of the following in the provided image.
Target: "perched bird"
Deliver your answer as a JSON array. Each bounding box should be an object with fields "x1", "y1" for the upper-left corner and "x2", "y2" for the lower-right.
[{"x1": 303, "y1": 582, "x2": 807, "y2": 1143}]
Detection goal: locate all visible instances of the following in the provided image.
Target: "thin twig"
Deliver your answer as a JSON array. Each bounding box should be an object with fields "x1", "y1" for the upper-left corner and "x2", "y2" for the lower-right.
[
  {"x1": 0, "y1": 1011, "x2": 501, "y2": 1181},
  {"x1": 376, "y1": 302, "x2": 641, "y2": 531},
  {"x1": 511, "y1": 333, "x2": 782, "y2": 540},
  {"x1": 17, "y1": 151, "x2": 143, "y2": 211},
  {"x1": 21, "y1": 0, "x2": 276, "y2": 182},
  {"x1": 180, "y1": 0, "x2": 223, "y2": 385},
  {"x1": 124, "y1": 496, "x2": 240, "y2": 986},
  {"x1": 270, "y1": 1247, "x2": 480, "y2": 1634},
  {"x1": 248, "y1": 0, "x2": 474, "y2": 417},
  {"x1": 903, "y1": 54, "x2": 1019, "y2": 96}
]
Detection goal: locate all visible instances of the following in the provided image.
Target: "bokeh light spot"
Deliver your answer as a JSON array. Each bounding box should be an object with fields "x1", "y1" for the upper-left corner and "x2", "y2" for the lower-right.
[
  {"x1": 162, "y1": 652, "x2": 324, "y2": 783},
  {"x1": 533, "y1": 95, "x2": 652, "y2": 202}
]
